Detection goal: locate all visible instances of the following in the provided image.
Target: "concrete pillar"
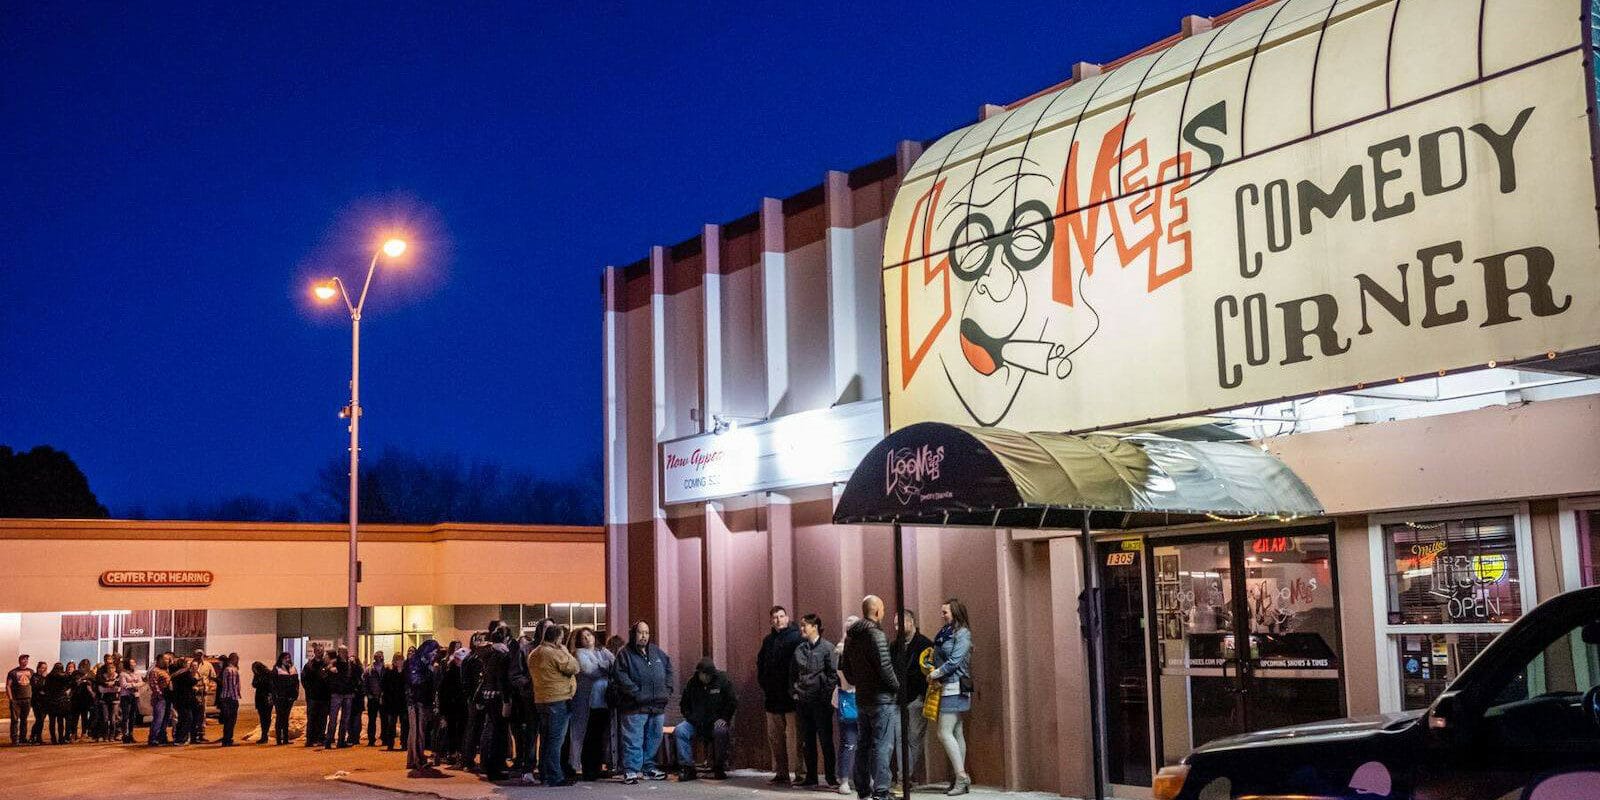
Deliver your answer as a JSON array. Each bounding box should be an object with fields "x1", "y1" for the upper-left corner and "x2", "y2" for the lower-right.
[
  {"x1": 649, "y1": 247, "x2": 673, "y2": 651},
  {"x1": 912, "y1": 526, "x2": 943, "y2": 625},
  {"x1": 650, "y1": 245, "x2": 669, "y2": 441},
  {"x1": 701, "y1": 224, "x2": 724, "y2": 427},
  {"x1": 1181, "y1": 14, "x2": 1213, "y2": 37},
  {"x1": 704, "y1": 501, "x2": 731, "y2": 665},
  {"x1": 1529, "y1": 499, "x2": 1566, "y2": 603},
  {"x1": 1048, "y1": 536, "x2": 1094, "y2": 799},
  {"x1": 602, "y1": 266, "x2": 630, "y2": 631},
  {"x1": 759, "y1": 198, "x2": 788, "y2": 417},
  {"x1": 824, "y1": 171, "x2": 858, "y2": 405},
  {"x1": 895, "y1": 140, "x2": 924, "y2": 179},
  {"x1": 837, "y1": 488, "x2": 865, "y2": 618},
  {"x1": 654, "y1": 517, "x2": 677, "y2": 657},
  {"x1": 767, "y1": 492, "x2": 795, "y2": 611},
  {"x1": 993, "y1": 530, "x2": 1026, "y2": 790},
  {"x1": 1334, "y1": 515, "x2": 1380, "y2": 718}
]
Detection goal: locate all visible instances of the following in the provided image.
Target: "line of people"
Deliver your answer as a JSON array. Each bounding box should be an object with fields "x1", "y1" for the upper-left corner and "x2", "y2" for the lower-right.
[
  {"x1": 6, "y1": 648, "x2": 233, "y2": 747},
  {"x1": 758, "y1": 597, "x2": 973, "y2": 800},
  {"x1": 253, "y1": 622, "x2": 641, "y2": 785},
  {"x1": 4, "y1": 595, "x2": 973, "y2": 800}
]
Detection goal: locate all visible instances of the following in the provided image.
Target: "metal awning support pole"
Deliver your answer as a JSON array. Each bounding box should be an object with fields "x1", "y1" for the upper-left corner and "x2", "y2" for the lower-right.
[
  {"x1": 1078, "y1": 514, "x2": 1107, "y2": 800},
  {"x1": 894, "y1": 520, "x2": 911, "y2": 800}
]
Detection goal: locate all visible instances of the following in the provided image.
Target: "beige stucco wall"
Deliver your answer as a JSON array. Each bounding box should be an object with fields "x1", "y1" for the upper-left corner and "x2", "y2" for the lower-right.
[
  {"x1": 0, "y1": 520, "x2": 606, "y2": 614},
  {"x1": 1270, "y1": 394, "x2": 1600, "y2": 514}
]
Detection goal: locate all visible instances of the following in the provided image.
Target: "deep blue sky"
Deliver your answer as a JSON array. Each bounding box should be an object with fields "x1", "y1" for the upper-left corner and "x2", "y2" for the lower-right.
[{"x1": 1, "y1": 1, "x2": 1223, "y2": 517}]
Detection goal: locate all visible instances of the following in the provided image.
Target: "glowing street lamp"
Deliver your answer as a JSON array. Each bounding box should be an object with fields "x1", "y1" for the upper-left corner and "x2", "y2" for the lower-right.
[{"x1": 310, "y1": 236, "x2": 408, "y2": 653}]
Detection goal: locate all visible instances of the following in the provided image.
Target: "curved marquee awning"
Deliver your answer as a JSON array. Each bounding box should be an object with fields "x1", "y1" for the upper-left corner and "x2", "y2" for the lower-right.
[{"x1": 833, "y1": 422, "x2": 1322, "y2": 529}]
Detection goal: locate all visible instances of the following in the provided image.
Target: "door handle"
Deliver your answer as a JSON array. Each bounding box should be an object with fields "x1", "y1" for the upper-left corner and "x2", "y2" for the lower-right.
[{"x1": 1221, "y1": 659, "x2": 1249, "y2": 694}]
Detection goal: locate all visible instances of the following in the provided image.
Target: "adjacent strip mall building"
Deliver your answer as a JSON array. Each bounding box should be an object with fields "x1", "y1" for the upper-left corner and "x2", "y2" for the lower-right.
[
  {"x1": 1, "y1": 519, "x2": 605, "y2": 672},
  {"x1": 602, "y1": 1, "x2": 1600, "y2": 797}
]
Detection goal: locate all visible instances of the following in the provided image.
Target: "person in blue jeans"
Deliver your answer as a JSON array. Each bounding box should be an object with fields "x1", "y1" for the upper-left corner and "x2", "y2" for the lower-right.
[
  {"x1": 145, "y1": 655, "x2": 172, "y2": 746},
  {"x1": 841, "y1": 597, "x2": 900, "y2": 800},
  {"x1": 530, "y1": 623, "x2": 579, "y2": 786},
  {"x1": 674, "y1": 657, "x2": 737, "y2": 781},
  {"x1": 835, "y1": 619, "x2": 861, "y2": 796},
  {"x1": 612, "y1": 621, "x2": 673, "y2": 784},
  {"x1": 117, "y1": 657, "x2": 142, "y2": 743}
]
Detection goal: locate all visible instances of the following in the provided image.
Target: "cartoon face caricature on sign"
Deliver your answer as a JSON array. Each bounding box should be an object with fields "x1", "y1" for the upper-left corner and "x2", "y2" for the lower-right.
[
  {"x1": 884, "y1": 0, "x2": 1600, "y2": 434},
  {"x1": 891, "y1": 93, "x2": 1222, "y2": 427}
]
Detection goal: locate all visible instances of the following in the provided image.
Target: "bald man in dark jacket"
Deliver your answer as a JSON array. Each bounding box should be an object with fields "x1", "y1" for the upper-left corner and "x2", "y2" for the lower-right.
[{"x1": 841, "y1": 597, "x2": 899, "y2": 800}]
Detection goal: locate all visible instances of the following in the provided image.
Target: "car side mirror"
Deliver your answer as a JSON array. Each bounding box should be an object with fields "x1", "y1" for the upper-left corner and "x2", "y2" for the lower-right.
[
  {"x1": 1581, "y1": 621, "x2": 1600, "y2": 647},
  {"x1": 1426, "y1": 690, "x2": 1478, "y2": 747}
]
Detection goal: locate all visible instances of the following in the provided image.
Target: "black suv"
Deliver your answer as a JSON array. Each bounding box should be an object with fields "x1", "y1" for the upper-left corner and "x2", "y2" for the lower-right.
[{"x1": 1155, "y1": 585, "x2": 1600, "y2": 800}]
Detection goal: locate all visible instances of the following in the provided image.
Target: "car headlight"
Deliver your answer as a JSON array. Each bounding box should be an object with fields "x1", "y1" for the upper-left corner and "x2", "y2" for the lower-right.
[{"x1": 1152, "y1": 764, "x2": 1190, "y2": 800}]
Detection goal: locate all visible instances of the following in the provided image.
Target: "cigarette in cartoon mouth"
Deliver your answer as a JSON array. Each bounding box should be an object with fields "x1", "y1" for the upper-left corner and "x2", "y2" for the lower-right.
[
  {"x1": 1001, "y1": 340, "x2": 1070, "y2": 377},
  {"x1": 959, "y1": 319, "x2": 1071, "y2": 379}
]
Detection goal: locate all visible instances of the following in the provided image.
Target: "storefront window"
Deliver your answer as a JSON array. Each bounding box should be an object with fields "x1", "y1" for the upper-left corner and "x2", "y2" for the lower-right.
[
  {"x1": 58, "y1": 609, "x2": 205, "y2": 664},
  {"x1": 1579, "y1": 509, "x2": 1600, "y2": 587},
  {"x1": 1378, "y1": 513, "x2": 1529, "y2": 711},
  {"x1": 1395, "y1": 632, "x2": 1506, "y2": 710},
  {"x1": 1383, "y1": 516, "x2": 1523, "y2": 625},
  {"x1": 503, "y1": 602, "x2": 607, "y2": 636},
  {"x1": 361, "y1": 605, "x2": 436, "y2": 662}
]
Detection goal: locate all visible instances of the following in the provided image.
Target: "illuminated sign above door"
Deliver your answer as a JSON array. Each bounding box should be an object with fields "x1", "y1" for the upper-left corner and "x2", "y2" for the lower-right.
[
  {"x1": 100, "y1": 570, "x2": 214, "y2": 588},
  {"x1": 660, "y1": 400, "x2": 883, "y2": 505}
]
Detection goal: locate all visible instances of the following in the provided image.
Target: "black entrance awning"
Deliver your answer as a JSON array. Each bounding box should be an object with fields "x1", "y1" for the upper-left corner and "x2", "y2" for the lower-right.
[{"x1": 833, "y1": 422, "x2": 1322, "y2": 529}]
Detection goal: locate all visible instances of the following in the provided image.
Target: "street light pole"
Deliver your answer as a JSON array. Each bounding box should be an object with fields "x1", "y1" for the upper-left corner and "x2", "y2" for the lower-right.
[
  {"x1": 314, "y1": 238, "x2": 407, "y2": 655},
  {"x1": 346, "y1": 305, "x2": 361, "y2": 653}
]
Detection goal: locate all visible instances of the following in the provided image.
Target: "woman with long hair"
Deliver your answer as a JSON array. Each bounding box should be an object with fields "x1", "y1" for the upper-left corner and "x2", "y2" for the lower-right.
[
  {"x1": 568, "y1": 626, "x2": 613, "y2": 780},
  {"x1": 928, "y1": 599, "x2": 973, "y2": 795},
  {"x1": 67, "y1": 658, "x2": 94, "y2": 741},
  {"x1": 250, "y1": 661, "x2": 273, "y2": 743},
  {"x1": 117, "y1": 656, "x2": 142, "y2": 743},
  {"x1": 168, "y1": 655, "x2": 200, "y2": 745},
  {"x1": 93, "y1": 654, "x2": 119, "y2": 741},
  {"x1": 270, "y1": 652, "x2": 299, "y2": 745},
  {"x1": 28, "y1": 662, "x2": 48, "y2": 743},
  {"x1": 835, "y1": 616, "x2": 860, "y2": 796},
  {"x1": 44, "y1": 662, "x2": 70, "y2": 744}
]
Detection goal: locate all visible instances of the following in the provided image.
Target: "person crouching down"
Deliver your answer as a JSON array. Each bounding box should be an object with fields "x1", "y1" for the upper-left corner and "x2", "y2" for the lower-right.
[{"x1": 674, "y1": 658, "x2": 737, "y2": 781}]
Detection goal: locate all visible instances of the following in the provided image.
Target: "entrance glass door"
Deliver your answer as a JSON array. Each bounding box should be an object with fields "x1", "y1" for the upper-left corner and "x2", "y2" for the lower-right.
[
  {"x1": 1154, "y1": 528, "x2": 1343, "y2": 764},
  {"x1": 121, "y1": 641, "x2": 152, "y2": 671},
  {"x1": 1242, "y1": 533, "x2": 1343, "y2": 731},
  {"x1": 1096, "y1": 539, "x2": 1153, "y2": 787}
]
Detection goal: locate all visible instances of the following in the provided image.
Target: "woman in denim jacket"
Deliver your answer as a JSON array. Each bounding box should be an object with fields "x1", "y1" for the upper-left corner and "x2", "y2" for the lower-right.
[{"x1": 928, "y1": 598, "x2": 972, "y2": 796}]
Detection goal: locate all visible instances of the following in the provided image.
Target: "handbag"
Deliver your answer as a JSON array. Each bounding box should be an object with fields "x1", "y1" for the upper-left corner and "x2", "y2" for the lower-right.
[
  {"x1": 838, "y1": 689, "x2": 858, "y2": 722},
  {"x1": 918, "y1": 648, "x2": 940, "y2": 720}
]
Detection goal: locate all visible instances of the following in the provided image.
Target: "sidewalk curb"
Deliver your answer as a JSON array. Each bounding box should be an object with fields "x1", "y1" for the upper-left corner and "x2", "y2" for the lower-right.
[{"x1": 336, "y1": 774, "x2": 457, "y2": 799}]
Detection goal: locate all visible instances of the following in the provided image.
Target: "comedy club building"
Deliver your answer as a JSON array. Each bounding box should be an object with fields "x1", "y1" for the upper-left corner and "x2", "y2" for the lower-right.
[
  {"x1": 602, "y1": 1, "x2": 1600, "y2": 798},
  {"x1": 0, "y1": 519, "x2": 605, "y2": 672}
]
